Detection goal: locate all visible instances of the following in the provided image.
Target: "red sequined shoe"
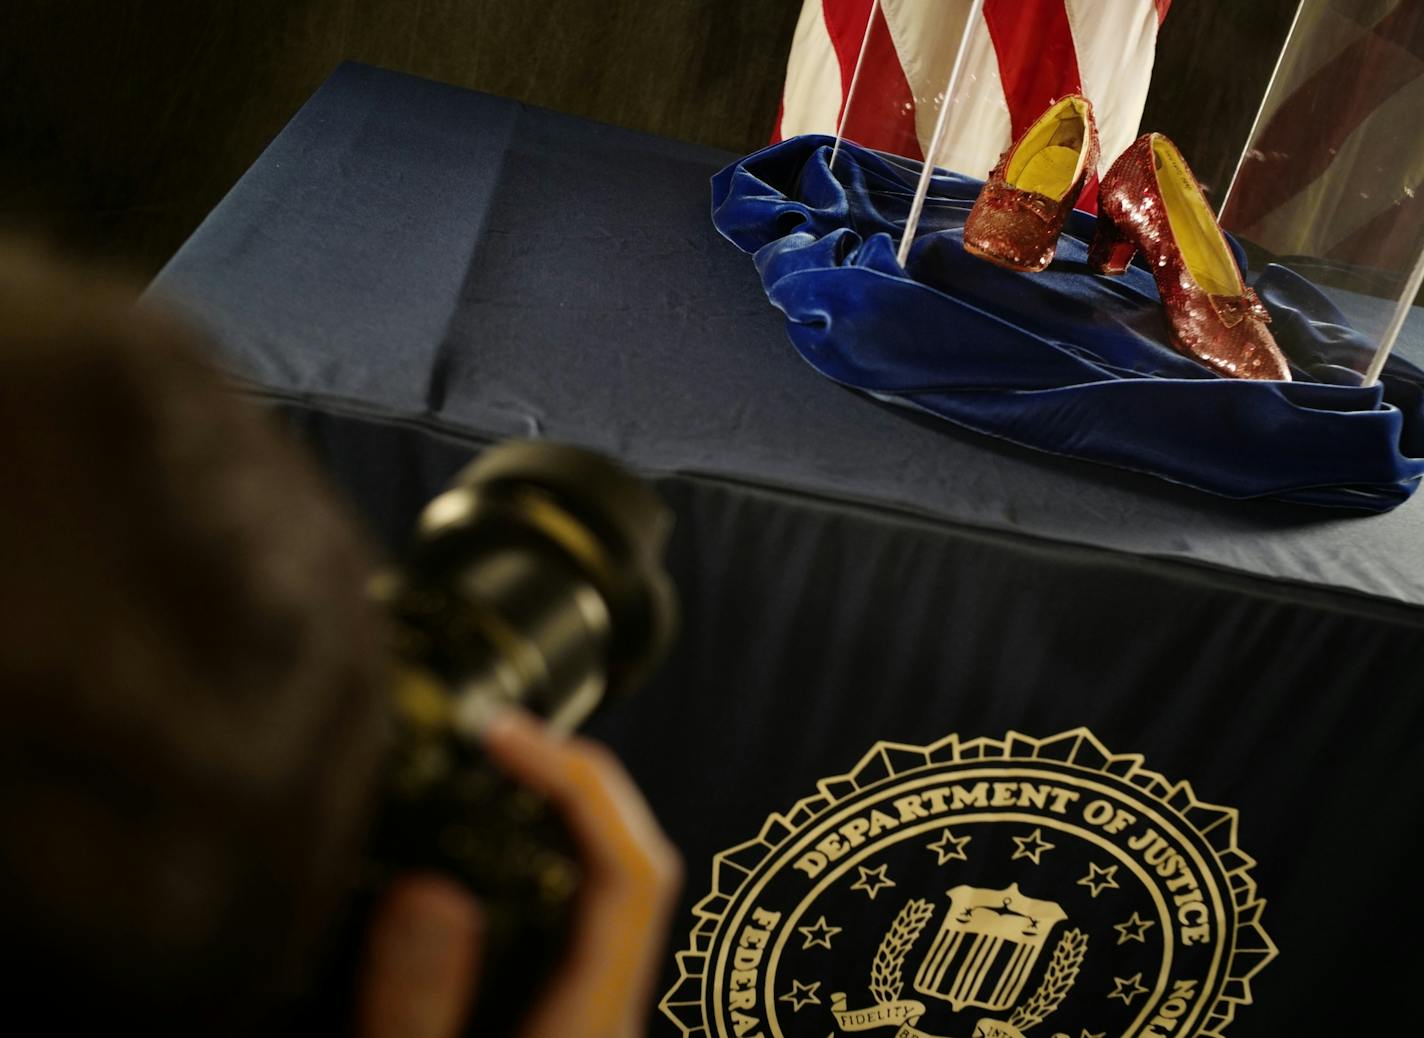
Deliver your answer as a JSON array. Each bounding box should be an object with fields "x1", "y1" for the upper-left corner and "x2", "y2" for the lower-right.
[
  {"x1": 963, "y1": 95, "x2": 1098, "y2": 273},
  {"x1": 1089, "y1": 134, "x2": 1291, "y2": 381}
]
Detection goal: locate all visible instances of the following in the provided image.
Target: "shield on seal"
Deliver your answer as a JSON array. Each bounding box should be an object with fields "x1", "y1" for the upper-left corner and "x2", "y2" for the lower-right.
[{"x1": 913, "y1": 883, "x2": 1067, "y2": 1013}]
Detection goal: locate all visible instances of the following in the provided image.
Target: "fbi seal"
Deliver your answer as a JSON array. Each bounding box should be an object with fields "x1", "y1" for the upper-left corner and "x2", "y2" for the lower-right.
[{"x1": 660, "y1": 730, "x2": 1275, "y2": 1038}]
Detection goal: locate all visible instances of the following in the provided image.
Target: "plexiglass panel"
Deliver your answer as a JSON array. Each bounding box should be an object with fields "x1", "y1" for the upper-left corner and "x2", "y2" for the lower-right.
[
  {"x1": 1220, "y1": 0, "x2": 1424, "y2": 382},
  {"x1": 811, "y1": 0, "x2": 1424, "y2": 381}
]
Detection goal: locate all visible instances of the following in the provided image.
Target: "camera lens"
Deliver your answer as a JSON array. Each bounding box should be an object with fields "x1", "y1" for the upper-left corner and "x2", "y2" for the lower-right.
[{"x1": 377, "y1": 440, "x2": 677, "y2": 734}]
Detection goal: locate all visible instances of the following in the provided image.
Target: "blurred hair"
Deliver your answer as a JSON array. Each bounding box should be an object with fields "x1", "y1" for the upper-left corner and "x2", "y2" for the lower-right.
[{"x1": 0, "y1": 243, "x2": 389, "y2": 1032}]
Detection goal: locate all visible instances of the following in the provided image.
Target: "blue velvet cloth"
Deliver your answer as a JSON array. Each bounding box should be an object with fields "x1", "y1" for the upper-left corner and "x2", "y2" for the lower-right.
[{"x1": 711, "y1": 135, "x2": 1424, "y2": 512}]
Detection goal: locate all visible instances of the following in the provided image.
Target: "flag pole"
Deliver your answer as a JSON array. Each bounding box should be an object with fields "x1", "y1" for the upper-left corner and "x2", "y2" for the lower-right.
[
  {"x1": 897, "y1": 0, "x2": 984, "y2": 267},
  {"x1": 830, "y1": 0, "x2": 882, "y2": 171}
]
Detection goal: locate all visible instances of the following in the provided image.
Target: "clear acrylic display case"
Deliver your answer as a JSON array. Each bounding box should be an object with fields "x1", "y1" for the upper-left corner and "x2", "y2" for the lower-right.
[{"x1": 813, "y1": 0, "x2": 1424, "y2": 383}]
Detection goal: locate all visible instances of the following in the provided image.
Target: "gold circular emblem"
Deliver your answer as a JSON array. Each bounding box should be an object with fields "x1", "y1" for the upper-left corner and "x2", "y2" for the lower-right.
[{"x1": 661, "y1": 729, "x2": 1276, "y2": 1038}]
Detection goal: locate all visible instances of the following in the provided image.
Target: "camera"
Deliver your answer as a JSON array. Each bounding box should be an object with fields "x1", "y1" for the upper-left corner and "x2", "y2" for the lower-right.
[{"x1": 344, "y1": 441, "x2": 677, "y2": 1034}]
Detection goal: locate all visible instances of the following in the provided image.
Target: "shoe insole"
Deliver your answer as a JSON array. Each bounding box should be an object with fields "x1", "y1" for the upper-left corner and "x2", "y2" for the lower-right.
[
  {"x1": 1004, "y1": 96, "x2": 1088, "y2": 202},
  {"x1": 1153, "y1": 139, "x2": 1239, "y2": 297},
  {"x1": 1017, "y1": 145, "x2": 1081, "y2": 201}
]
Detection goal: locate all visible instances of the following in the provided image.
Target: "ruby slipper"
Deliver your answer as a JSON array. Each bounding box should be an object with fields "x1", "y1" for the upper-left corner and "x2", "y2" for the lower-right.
[
  {"x1": 1089, "y1": 133, "x2": 1291, "y2": 382},
  {"x1": 963, "y1": 95, "x2": 1098, "y2": 274}
]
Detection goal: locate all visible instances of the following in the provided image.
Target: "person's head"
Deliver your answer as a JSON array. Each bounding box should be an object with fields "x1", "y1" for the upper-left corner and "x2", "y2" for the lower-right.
[{"x1": 0, "y1": 244, "x2": 389, "y2": 1032}]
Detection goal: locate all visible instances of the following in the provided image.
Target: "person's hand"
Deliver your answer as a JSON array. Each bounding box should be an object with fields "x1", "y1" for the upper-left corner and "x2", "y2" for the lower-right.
[
  {"x1": 357, "y1": 873, "x2": 483, "y2": 1038},
  {"x1": 357, "y1": 708, "x2": 682, "y2": 1038}
]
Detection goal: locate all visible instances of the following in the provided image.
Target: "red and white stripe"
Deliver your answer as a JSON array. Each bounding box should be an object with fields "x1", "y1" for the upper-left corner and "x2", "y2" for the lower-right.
[{"x1": 775, "y1": 0, "x2": 1171, "y2": 212}]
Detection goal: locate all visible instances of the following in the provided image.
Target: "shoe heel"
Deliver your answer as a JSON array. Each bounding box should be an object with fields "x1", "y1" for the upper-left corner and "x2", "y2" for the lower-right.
[{"x1": 1088, "y1": 212, "x2": 1137, "y2": 275}]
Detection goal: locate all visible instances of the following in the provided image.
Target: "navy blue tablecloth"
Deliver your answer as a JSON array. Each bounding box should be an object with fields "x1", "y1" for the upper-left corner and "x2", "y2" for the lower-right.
[{"x1": 149, "y1": 64, "x2": 1424, "y2": 1038}]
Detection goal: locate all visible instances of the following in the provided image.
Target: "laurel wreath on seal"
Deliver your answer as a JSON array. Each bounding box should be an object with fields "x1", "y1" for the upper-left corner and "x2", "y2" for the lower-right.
[
  {"x1": 871, "y1": 899, "x2": 1088, "y2": 1033},
  {"x1": 1007, "y1": 928, "x2": 1088, "y2": 1031},
  {"x1": 870, "y1": 898, "x2": 937, "y2": 1004}
]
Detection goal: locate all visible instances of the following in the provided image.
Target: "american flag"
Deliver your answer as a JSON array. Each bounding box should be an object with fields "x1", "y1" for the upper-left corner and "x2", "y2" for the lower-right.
[{"x1": 774, "y1": 0, "x2": 1173, "y2": 213}]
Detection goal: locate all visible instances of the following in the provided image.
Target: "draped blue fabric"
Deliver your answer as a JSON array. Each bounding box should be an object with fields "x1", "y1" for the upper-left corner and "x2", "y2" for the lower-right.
[{"x1": 711, "y1": 135, "x2": 1424, "y2": 512}]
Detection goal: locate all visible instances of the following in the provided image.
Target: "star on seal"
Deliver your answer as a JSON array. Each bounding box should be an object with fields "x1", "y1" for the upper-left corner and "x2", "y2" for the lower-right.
[
  {"x1": 1109, "y1": 973, "x2": 1149, "y2": 1006},
  {"x1": 1077, "y1": 862, "x2": 1120, "y2": 898},
  {"x1": 796, "y1": 915, "x2": 841, "y2": 950},
  {"x1": 1010, "y1": 827, "x2": 1055, "y2": 865},
  {"x1": 850, "y1": 863, "x2": 896, "y2": 900},
  {"x1": 1114, "y1": 911, "x2": 1155, "y2": 945},
  {"x1": 779, "y1": 979, "x2": 821, "y2": 1012},
  {"x1": 926, "y1": 827, "x2": 972, "y2": 864}
]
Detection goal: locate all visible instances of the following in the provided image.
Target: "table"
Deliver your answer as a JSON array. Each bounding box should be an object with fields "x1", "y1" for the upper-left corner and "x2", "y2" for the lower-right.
[{"x1": 150, "y1": 63, "x2": 1424, "y2": 1038}]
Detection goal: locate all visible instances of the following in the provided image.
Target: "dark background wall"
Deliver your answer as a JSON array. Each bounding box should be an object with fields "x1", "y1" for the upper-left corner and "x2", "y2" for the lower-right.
[
  {"x1": 0, "y1": 0, "x2": 805, "y2": 278},
  {"x1": 1, "y1": 1, "x2": 1297, "y2": 283}
]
